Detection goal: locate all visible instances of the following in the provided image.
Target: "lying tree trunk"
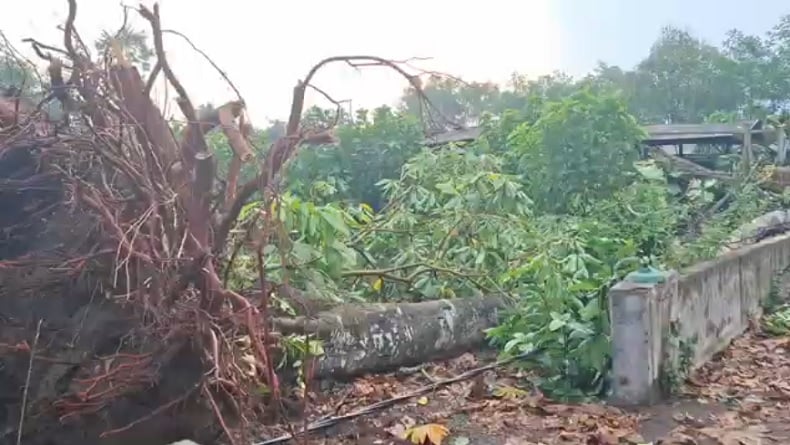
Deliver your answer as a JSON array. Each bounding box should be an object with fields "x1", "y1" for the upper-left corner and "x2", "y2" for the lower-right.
[
  {"x1": 771, "y1": 166, "x2": 790, "y2": 188},
  {"x1": 722, "y1": 210, "x2": 790, "y2": 252},
  {"x1": 648, "y1": 146, "x2": 785, "y2": 192},
  {"x1": 648, "y1": 147, "x2": 738, "y2": 182},
  {"x1": 274, "y1": 296, "x2": 509, "y2": 378}
]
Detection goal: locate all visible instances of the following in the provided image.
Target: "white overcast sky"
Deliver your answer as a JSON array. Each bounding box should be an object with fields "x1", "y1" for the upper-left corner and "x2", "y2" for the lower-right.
[
  {"x1": 0, "y1": 0, "x2": 562, "y2": 125},
  {"x1": 3, "y1": 0, "x2": 788, "y2": 126}
]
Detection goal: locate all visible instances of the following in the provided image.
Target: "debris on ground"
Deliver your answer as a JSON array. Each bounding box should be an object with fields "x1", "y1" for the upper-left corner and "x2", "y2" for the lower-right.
[
  {"x1": 254, "y1": 329, "x2": 790, "y2": 444},
  {"x1": 655, "y1": 330, "x2": 790, "y2": 444},
  {"x1": 258, "y1": 352, "x2": 644, "y2": 444}
]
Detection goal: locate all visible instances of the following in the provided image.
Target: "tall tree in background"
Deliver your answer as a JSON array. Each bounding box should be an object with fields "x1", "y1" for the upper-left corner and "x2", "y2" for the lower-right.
[
  {"x1": 510, "y1": 89, "x2": 644, "y2": 213},
  {"x1": 287, "y1": 106, "x2": 423, "y2": 209},
  {"x1": 301, "y1": 105, "x2": 351, "y2": 129},
  {"x1": 767, "y1": 15, "x2": 790, "y2": 110},
  {"x1": 94, "y1": 27, "x2": 154, "y2": 72},
  {"x1": 629, "y1": 26, "x2": 740, "y2": 123},
  {"x1": 0, "y1": 55, "x2": 40, "y2": 94},
  {"x1": 215, "y1": 14, "x2": 790, "y2": 219},
  {"x1": 515, "y1": 71, "x2": 578, "y2": 102},
  {"x1": 400, "y1": 75, "x2": 502, "y2": 127},
  {"x1": 395, "y1": 18, "x2": 790, "y2": 128},
  {"x1": 722, "y1": 29, "x2": 779, "y2": 115}
]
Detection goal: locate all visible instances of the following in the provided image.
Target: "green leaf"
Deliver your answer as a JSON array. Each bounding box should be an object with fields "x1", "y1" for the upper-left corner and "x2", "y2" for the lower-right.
[
  {"x1": 307, "y1": 340, "x2": 325, "y2": 356},
  {"x1": 548, "y1": 319, "x2": 566, "y2": 331},
  {"x1": 435, "y1": 181, "x2": 458, "y2": 195},
  {"x1": 321, "y1": 209, "x2": 350, "y2": 236},
  {"x1": 634, "y1": 161, "x2": 665, "y2": 181},
  {"x1": 475, "y1": 251, "x2": 486, "y2": 266}
]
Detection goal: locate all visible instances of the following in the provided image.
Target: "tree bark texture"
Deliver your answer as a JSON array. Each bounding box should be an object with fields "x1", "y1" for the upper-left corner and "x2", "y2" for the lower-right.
[{"x1": 274, "y1": 295, "x2": 508, "y2": 378}]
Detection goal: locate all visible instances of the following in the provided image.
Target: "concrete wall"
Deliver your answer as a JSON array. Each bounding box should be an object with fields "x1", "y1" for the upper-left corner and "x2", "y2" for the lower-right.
[{"x1": 608, "y1": 233, "x2": 790, "y2": 405}]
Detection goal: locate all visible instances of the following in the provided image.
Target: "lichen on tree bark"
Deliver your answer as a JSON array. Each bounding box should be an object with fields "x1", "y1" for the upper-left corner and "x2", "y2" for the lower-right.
[{"x1": 275, "y1": 295, "x2": 507, "y2": 378}]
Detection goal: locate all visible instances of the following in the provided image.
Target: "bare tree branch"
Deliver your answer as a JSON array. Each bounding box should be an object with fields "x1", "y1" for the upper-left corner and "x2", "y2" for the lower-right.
[
  {"x1": 214, "y1": 55, "x2": 446, "y2": 252},
  {"x1": 161, "y1": 28, "x2": 244, "y2": 103}
]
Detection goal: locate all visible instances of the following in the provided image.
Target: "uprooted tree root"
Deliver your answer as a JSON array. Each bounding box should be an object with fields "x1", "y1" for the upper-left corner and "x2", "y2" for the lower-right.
[{"x1": 0, "y1": 1, "x2": 444, "y2": 443}]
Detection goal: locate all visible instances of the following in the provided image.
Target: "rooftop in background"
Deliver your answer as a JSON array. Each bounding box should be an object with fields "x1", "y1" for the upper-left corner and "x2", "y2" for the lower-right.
[
  {"x1": 424, "y1": 127, "x2": 484, "y2": 146},
  {"x1": 424, "y1": 119, "x2": 776, "y2": 147},
  {"x1": 642, "y1": 120, "x2": 768, "y2": 146}
]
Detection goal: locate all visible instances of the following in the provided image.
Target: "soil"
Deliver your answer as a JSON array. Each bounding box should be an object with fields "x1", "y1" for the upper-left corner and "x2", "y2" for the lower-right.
[{"x1": 251, "y1": 329, "x2": 790, "y2": 445}]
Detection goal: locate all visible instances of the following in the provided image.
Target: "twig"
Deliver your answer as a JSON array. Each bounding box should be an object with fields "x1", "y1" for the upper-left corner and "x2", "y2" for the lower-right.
[
  {"x1": 161, "y1": 29, "x2": 243, "y2": 103},
  {"x1": 99, "y1": 5, "x2": 130, "y2": 65},
  {"x1": 16, "y1": 319, "x2": 42, "y2": 445},
  {"x1": 63, "y1": 0, "x2": 79, "y2": 61},
  {"x1": 214, "y1": 55, "x2": 447, "y2": 253},
  {"x1": 305, "y1": 84, "x2": 347, "y2": 108},
  {"x1": 254, "y1": 239, "x2": 281, "y2": 404},
  {"x1": 139, "y1": 4, "x2": 206, "y2": 157},
  {"x1": 305, "y1": 83, "x2": 349, "y2": 127},
  {"x1": 341, "y1": 262, "x2": 485, "y2": 289},
  {"x1": 204, "y1": 380, "x2": 238, "y2": 445},
  {"x1": 143, "y1": 61, "x2": 161, "y2": 96},
  {"x1": 138, "y1": 7, "x2": 193, "y2": 118},
  {"x1": 21, "y1": 38, "x2": 68, "y2": 61},
  {"x1": 251, "y1": 348, "x2": 543, "y2": 445},
  {"x1": 0, "y1": 31, "x2": 45, "y2": 87},
  {"x1": 99, "y1": 383, "x2": 199, "y2": 437},
  {"x1": 57, "y1": 23, "x2": 91, "y2": 59},
  {"x1": 113, "y1": 5, "x2": 131, "y2": 40}
]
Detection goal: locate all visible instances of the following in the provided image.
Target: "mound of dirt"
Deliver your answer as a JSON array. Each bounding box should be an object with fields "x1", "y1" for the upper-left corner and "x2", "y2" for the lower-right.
[
  {"x1": 0, "y1": 1, "x2": 441, "y2": 442},
  {"x1": 0, "y1": 103, "x2": 215, "y2": 444}
]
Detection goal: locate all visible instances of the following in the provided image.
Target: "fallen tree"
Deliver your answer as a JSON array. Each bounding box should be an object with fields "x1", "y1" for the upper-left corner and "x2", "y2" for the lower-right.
[
  {"x1": 0, "y1": 1, "x2": 453, "y2": 443},
  {"x1": 648, "y1": 145, "x2": 786, "y2": 192},
  {"x1": 274, "y1": 295, "x2": 507, "y2": 378}
]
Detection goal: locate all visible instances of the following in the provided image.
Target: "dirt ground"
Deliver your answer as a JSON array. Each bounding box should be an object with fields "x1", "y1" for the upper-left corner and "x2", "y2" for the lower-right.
[{"x1": 256, "y1": 329, "x2": 790, "y2": 444}]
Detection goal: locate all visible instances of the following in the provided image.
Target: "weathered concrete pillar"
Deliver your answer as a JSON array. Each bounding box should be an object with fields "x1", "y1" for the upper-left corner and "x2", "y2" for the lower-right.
[{"x1": 608, "y1": 271, "x2": 677, "y2": 405}]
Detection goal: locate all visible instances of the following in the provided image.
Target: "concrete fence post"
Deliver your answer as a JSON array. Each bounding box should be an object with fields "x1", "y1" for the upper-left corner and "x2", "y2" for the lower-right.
[{"x1": 608, "y1": 272, "x2": 677, "y2": 405}]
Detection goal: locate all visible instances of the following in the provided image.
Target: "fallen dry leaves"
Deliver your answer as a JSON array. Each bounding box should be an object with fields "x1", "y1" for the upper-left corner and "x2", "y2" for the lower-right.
[
  {"x1": 658, "y1": 419, "x2": 769, "y2": 445},
  {"x1": 688, "y1": 334, "x2": 790, "y2": 404},
  {"x1": 255, "y1": 330, "x2": 790, "y2": 444},
  {"x1": 304, "y1": 352, "x2": 647, "y2": 444},
  {"x1": 403, "y1": 423, "x2": 451, "y2": 445},
  {"x1": 650, "y1": 330, "x2": 790, "y2": 444}
]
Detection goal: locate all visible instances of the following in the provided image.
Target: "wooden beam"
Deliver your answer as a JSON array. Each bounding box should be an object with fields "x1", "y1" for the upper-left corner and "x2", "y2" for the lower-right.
[{"x1": 742, "y1": 123, "x2": 753, "y2": 171}]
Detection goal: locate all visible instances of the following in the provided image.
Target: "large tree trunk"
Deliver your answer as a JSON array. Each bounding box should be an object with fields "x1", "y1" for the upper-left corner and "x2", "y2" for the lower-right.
[
  {"x1": 274, "y1": 296, "x2": 508, "y2": 378},
  {"x1": 648, "y1": 146, "x2": 785, "y2": 192}
]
